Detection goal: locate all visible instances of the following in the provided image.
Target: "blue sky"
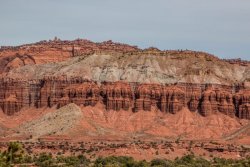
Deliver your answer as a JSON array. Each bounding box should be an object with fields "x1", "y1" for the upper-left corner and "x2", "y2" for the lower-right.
[{"x1": 0, "y1": 0, "x2": 250, "y2": 60}]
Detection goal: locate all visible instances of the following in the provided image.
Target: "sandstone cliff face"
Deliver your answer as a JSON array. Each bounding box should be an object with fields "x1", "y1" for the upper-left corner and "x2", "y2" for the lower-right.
[
  {"x1": 0, "y1": 79, "x2": 29, "y2": 115},
  {"x1": 0, "y1": 77, "x2": 249, "y2": 119},
  {"x1": 101, "y1": 82, "x2": 132, "y2": 111},
  {"x1": 200, "y1": 88, "x2": 235, "y2": 117},
  {"x1": 160, "y1": 86, "x2": 185, "y2": 114},
  {"x1": 38, "y1": 77, "x2": 100, "y2": 109},
  {"x1": 0, "y1": 39, "x2": 249, "y2": 120},
  {"x1": 235, "y1": 90, "x2": 250, "y2": 119},
  {"x1": 135, "y1": 84, "x2": 161, "y2": 111}
]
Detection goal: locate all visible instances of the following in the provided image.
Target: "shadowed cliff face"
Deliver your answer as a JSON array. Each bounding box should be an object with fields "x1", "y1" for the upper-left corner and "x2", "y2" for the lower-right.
[{"x1": 0, "y1": 39, "x2": 249, "y2": 120}]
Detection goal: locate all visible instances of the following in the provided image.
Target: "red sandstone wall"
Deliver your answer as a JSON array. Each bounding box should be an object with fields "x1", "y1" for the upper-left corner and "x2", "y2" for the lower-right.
[
  {"x1": 0, "y1": 78, "x2": 249, "y2": 119},
  {"x1": 234, "y1": 90, "x2": 250, "y2": 119},
  {"x1": 101, "y1": 82, "x2": 133, "y2": 111}
]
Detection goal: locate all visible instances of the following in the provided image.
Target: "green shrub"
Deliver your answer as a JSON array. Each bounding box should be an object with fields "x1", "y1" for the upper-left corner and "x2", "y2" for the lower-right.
[
  {"x1": 174, "y1": 154, "x2": 210, "y2": 167},
  {"x1": 35, "y1": 153, "x2": 54, "y2": 167},
  {"x1": 151, "y1": 159, "x2": 172, "y2": 167},
  {"x1": 94, "y1": 156, "x2": 137, "y2": 167}
]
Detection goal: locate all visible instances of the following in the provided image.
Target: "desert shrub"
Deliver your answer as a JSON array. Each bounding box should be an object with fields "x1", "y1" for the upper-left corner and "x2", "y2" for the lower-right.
[
  {"x1": 77, "y1": 154, "x2": 90, "y2": 166},
  {"x1": 174, "y1": 154, "x2": 210, "y2": 167},
  {"x1": 135, "y1": 160, "x2": 150, "y2": 167},
  {"x1": 6, "y1": 142, "x2": 25, "y2": 164},
  {"x1": 0, "y1": 142, "x2": 25, "y2": 166},
  {"x1": 94, "y1": 156, "x2": 138, "y2": 167},
  {"x1": 0, "y1": 152, "x2": 8, "y2": 167},
  {"x1": 212, "y1": 157, "x2": 250, "y2": 167},
  {"x1": 63, "y1": 156, "x2": 81, "y2": 166},
  {"x1": 21, "y1": 154, "x2": 33, "y2": 163},
  {"x1": 34, "y1": 152, "x2": 54, "y2": 167},
  {"x1": 54, "y1": 155, "x2": 89, "y2": 166},
  {"x1": 1, "y1": 144, "x2": 250, "y2": 167},
  {"x1": 150, "y1": 158, "x2": 172, "y2": 167}
]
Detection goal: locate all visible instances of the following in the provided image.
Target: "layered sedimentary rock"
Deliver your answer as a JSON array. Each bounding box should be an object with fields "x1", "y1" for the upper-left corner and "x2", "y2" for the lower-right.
[
  {"x1": 2, "y1": 39, "x2": 249, "y2": 86},
  {"x1": 0, "y1": 39, "x2": 249, "y2": 120},
  {"x1": 160, "y1": 86, "x2": 185, "y2": 114},
  {"x1": 0, "y1": 77, "x2": 249, "y2": 119},
  {"x1": 0, "y1": 78, "x2": 30, "y2": 115},
  {"x1": 0, "y1": 77, "x2": 100, "y2": 115},
  {"x1": 200, "y1": 87, "x2": 235, "y2": 117},
  {"x1": 235, "y1": 90, "x2": 250, "y2": 119},
  {"x1": 0, "y1": 39, "x2": 139, "y2": 74},
  {"x1": 135, "y1": 84, "x2": 162, "y2": 111},
  {"x1": 101, "y1": 82, "x2": 132, "y2": 111}
]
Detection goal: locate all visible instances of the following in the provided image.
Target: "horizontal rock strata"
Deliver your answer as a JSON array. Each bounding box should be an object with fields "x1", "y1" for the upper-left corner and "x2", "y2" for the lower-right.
[
  {"x1": 0, "y1": 39, "x2": 249, "y2": 122},
  {"x1": 0, "y1": 77, "x2": 249, "y2": 119}
]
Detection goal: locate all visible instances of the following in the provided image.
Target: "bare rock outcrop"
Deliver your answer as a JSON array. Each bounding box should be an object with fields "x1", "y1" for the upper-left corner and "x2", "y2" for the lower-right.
[
  {"x1": 235, "y1": 90, "x2": 250, "y2": 119},
  {"x1": 135, "y1": 84, "x2": 161, "y2": 111},
  {"x1": 1, "y1": 39, "x2": 249, "y2": 85},
  {"x1": 160, "y1": 86, "x2": 185, "y2": 114},
  {"x1": 200, "y1": 87, "x2": 235, "y2": 117},
  {"x1": 40, "y1": 79, "x2": 99, "y2": 109},
  {"x1": 15, "y1": 103, "x2": 82, "y2": 138},
  {"x1": 0, "y1": 39, "x2": 139, "y2": 74},
  {"x1": 0, "y1": 77, "x2": 249, "y2": 119},
  {"x1": 101, "y1": 82, "x2": 132, "y2": 111},
  {"x1": 0, "y1": 39, "x2": 249, "y2": 120}
]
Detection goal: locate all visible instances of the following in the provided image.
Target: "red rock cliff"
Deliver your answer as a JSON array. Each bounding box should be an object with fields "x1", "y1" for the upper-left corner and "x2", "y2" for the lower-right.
[
  {"x1": 0, "y1": 39, "x2": 249, "y2": 120},
  {"x1": 0, "y1": 78, "x2": 249, "y2": 119}
]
